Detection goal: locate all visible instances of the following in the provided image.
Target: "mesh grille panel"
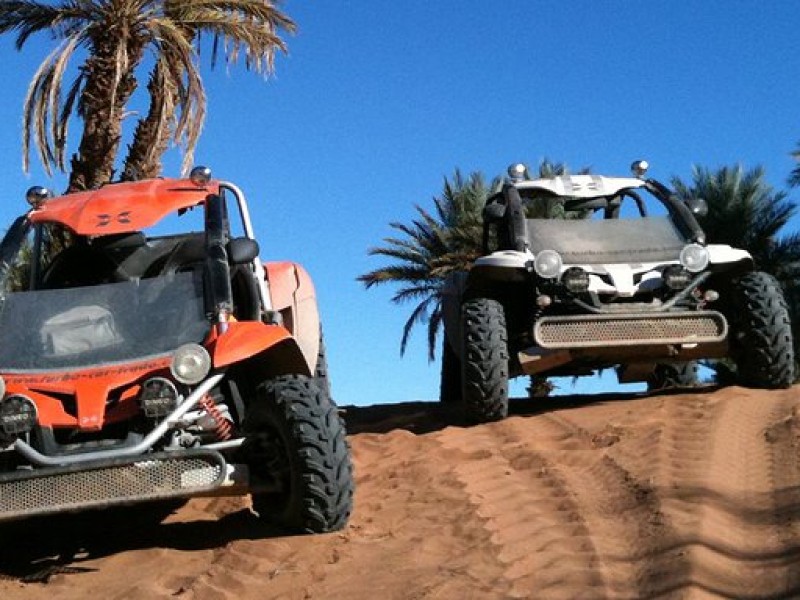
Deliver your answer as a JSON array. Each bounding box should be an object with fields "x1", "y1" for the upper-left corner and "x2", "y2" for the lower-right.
[
  {"x1": 0, "y1": 454, "x2": 223, "y2": 519},
  {"x1": 535, "y1": 312, "x2": 727, "y2": 349}
]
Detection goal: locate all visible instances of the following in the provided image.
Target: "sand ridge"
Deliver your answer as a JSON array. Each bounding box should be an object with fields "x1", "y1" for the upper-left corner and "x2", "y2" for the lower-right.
[{"x1": 2, "y1": 386, "x2": 800, "y2": 599}]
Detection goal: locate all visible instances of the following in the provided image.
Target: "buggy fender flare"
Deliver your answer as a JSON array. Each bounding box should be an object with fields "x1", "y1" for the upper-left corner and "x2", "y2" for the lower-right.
[
  {"x1": 706, "y1": 244, "x2": 754, "y2": 268},
  {"x1": 263, "y1": 261, "x2": 321, "y2": 373},
  {"x1": 210, "y1": 321, "x2": 309, "y2": 375}
]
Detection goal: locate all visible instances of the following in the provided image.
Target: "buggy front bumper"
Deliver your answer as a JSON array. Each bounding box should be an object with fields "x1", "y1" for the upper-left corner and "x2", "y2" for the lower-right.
[
  {"x1": 534, "y1": 310, "x2": 728, "y2": 349},
  {"x1": 0, "y1": 449, "x2": 232, "y2": 522}
]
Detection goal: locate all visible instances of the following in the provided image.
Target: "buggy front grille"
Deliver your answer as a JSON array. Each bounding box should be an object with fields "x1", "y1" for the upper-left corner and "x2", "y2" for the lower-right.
[
  {"x1": 534, "y1": 311, "x2": 727, "y2": 349},
  {"x1": 0, "y1": 450, "x2": 225, "y2": 521}
]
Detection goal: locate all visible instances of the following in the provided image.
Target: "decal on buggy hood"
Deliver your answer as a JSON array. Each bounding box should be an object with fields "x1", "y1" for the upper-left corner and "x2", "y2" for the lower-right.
[{"x1": 516, "y1": 175, "x2": 645, "y2": 198}]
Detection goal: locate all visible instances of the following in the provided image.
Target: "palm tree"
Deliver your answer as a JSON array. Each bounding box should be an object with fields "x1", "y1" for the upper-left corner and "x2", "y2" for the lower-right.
[
  {"x1": 672, "y1": 164, "x2": 800, "y2": 376},
  {"x1": 359, "y1": 159, "x2": 586, "y2": 360},
  {"x1": 0, "y1": 0, "x2": 293, "y2": 191},
  {"x1": 122, "y1": 1, "x2": 294, "y2": 180},
  {"x1": 359, "y1": 169, "x2": 493, "y2": 360}
]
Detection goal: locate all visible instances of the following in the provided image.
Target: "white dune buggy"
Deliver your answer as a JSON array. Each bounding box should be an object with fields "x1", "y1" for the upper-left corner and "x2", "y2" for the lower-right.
[{"x1": 441, "y1": 161, "x2": 795, "y2": 423}]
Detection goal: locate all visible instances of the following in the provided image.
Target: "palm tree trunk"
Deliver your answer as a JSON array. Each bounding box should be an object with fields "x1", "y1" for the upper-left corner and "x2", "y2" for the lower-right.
[
  {"x1": 121, "y1": 61, "x2": 178, "y2": 181},
  {"x1": 68, "y1": 35, "x2": 145, "y2": 192}
]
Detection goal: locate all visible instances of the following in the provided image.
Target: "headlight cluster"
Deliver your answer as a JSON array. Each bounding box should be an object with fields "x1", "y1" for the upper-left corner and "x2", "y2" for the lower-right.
[{"x1": 138, "y1": 344, "x2": 211, "y2": 418}]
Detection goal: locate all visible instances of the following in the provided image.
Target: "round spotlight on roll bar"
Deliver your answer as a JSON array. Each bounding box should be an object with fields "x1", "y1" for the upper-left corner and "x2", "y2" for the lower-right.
[
  {"x1": 171, "y1": 344, "x2": 212, "y2": 385},
  {"x1": 25, "y1": 186, "x2": 53, "y2": 209},
  {"x1": 508, "y1": 163, "x2": 529, "y2": 182},
  {"x1": 533, "y1": 249, "x2": 563, "y2": 279},
  {"x1": 189, "y1": 166, "x2": 212, "y2": 186},
  {"x1": 679, "y1": 243, "x2": 710, "y2": 273},
  {"x1": 0, "y1": 394, "x2": 37, "y2": 437},
  {"x1": 630, "y1": 160, "x2": 649, "y2": 178}
]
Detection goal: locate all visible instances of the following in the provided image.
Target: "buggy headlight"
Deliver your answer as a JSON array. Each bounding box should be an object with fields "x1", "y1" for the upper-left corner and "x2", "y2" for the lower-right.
[
  {"x1": 171, "y1": 344, "x2": 211, "y2": 385},
  {"x1": 139, "y1": 377, "x2": 179, "y2": 418},
  {"x1": 534, "y1": 250, "x2": 562, "y2": 279},
  {"x1": 561, "y1": 267, "x2": 589, "y2": 292},
  {"x1": 679, "y1": 243, "x2": 709, "y2": 273},
  {"x1": 662, "y1": 265, "x2": 692, "y2": 289},
  {"x1": 0, "y1": 394, "x2": 37, "y2": 436}
]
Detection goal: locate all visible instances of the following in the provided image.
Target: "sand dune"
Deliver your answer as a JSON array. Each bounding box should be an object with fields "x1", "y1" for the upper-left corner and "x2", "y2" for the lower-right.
[{"x1": 2, "y1": 386, "x2": 800, "y2": 599}]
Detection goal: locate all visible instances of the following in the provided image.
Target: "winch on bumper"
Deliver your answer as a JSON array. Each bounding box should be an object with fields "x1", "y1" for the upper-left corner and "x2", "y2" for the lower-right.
[{"x1": 0, "y1": 449, "x2": 243, "y2": 522}]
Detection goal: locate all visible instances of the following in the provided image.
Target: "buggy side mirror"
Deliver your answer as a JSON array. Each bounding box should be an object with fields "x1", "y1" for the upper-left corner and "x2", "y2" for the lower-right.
[{"x1": 227, "y1": 237, "x2": 260, "y2": 265}]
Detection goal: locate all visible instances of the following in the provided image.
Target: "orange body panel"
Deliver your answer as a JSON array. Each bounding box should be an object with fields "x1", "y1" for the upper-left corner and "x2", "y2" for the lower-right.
[
  {"x1": 3, "y1": 357, "x2": 171, "y2": 430},
  {"x1": 29, "y1": 179, "x2": 218, "y2": 235},
  {"x1": 264, "y1": 261, "x2": 320, "y2": 373},
  {"x1": 208, "y1": 321, "x2": 293, "y2": 368},
  {"x1": 265, "y1": 262, "x2": 297, "y2": 312}
]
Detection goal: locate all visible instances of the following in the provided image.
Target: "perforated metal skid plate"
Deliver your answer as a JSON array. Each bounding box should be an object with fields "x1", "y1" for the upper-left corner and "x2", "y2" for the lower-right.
[
  {"x1": 534, "y1": 311, "x2": 728, "y2": 349},
  {"x1": 0, "y1": 449, "x2": 226, "y2": 521}
]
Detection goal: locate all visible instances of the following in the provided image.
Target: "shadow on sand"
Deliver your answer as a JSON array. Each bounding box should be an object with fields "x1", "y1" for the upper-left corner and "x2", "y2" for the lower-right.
[
  {"x1": 0, "y1": 501, "x2": 291, "y2": 583},
  {"x1": 342, "y1": 387, "x2": 717, "y2": 435}
]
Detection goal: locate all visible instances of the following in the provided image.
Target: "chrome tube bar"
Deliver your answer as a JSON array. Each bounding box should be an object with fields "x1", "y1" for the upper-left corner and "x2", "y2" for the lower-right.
[{"x1": 14, "y1": 373, "x2": 225, "y2": 467}]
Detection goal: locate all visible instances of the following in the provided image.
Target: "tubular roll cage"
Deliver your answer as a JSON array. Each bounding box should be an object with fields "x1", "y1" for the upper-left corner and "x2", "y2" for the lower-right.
[{"x1": 482, "y1": 178, "x2": 707, "y2": 256}]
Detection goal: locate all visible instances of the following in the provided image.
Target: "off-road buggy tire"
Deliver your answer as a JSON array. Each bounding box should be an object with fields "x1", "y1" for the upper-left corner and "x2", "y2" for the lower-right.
[
  {"x1": 462, "y1": 298, "x2": 509, "y2": 423},
  {"x1": 647, "y1": 362, "x2": 698, "y2": 391},
  {"x1": 244, "y1": 374, "x2": 353, "y2": 533},
  {"x1": 725, "y1": 271, "x2": 795, "y2": 388},
  {"x1": 440, "y1": 335, "x2": 461, "y2": 404}
]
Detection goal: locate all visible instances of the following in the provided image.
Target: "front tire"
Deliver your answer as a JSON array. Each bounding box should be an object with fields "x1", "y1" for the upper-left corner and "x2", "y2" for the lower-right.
[
  {"x1": 726, "y1": 271, "x2": 795, "y2": 388},
  {"x1": 243, "y1": 375, "x2": 353, "y2": 533},
  {"x1": 462, "y1": 298, "x2": 509, "y2": 423}
]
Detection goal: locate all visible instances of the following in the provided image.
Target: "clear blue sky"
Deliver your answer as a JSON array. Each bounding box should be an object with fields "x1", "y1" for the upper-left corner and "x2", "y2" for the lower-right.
[{"x1": 0, "y1": 1, "x2": 799, "y2": 405}]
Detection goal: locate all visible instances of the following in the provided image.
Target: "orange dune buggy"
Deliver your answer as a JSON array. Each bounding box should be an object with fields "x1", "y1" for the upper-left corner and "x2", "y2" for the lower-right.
[{"x1": 0, "y1": 168, "x2": 353, "y2": 532}]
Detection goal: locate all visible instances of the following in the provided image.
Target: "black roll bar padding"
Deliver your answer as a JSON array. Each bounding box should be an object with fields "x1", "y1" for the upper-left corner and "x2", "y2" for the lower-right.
[
  {"x1": 502, "y1": 184, "x2": 529, "y2": 252},
  {"x1": 645, "y1": 180, "x2": 706, "y2": 245},
  {"x1": 482, "y1": 197, "x2": 499, "y2": 253},
  {"x1": 204, "y1": 193, "x2": 234, "y2": 313}
]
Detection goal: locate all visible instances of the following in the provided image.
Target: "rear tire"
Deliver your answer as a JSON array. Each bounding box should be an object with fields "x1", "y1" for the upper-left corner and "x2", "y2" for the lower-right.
[
  {"x1": 462, "y1": 298, "x2": 509, "y2": 423},
  {"x1": 440, "y1": 335, "x2": 461, "y2": 404},
  {"x1": 726, "y1": 272, "x2": 795, "y2": 388},
  {"x1": 647, "y1": 362, "x2": 698, "y2": 391},
  {"x1": 243, "y1": 374, "x2": 353, "y2": 533}
]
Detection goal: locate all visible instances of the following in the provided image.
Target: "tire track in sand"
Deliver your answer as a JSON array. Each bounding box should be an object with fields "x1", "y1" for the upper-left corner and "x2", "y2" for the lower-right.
[
  {"x1": 660, "y1": 389, "x2": 800, "y2": 598},
  {"x1": 437, "y1": 410, "x2": 686, "y2": 599},
  {"x1": 437, "y1": 421, "x2": 605, "y2": 599}
]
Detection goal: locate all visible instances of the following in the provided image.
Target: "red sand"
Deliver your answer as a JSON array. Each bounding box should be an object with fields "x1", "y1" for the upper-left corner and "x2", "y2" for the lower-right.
[{"x1": 3, "y1": 386, "x2": 800, "y2": 599}]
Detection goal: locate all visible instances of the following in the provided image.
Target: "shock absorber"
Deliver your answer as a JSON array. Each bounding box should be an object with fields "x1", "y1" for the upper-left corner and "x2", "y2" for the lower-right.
[{"x1": 198, "y1": 394, "x2": 233, "y2": 441}]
